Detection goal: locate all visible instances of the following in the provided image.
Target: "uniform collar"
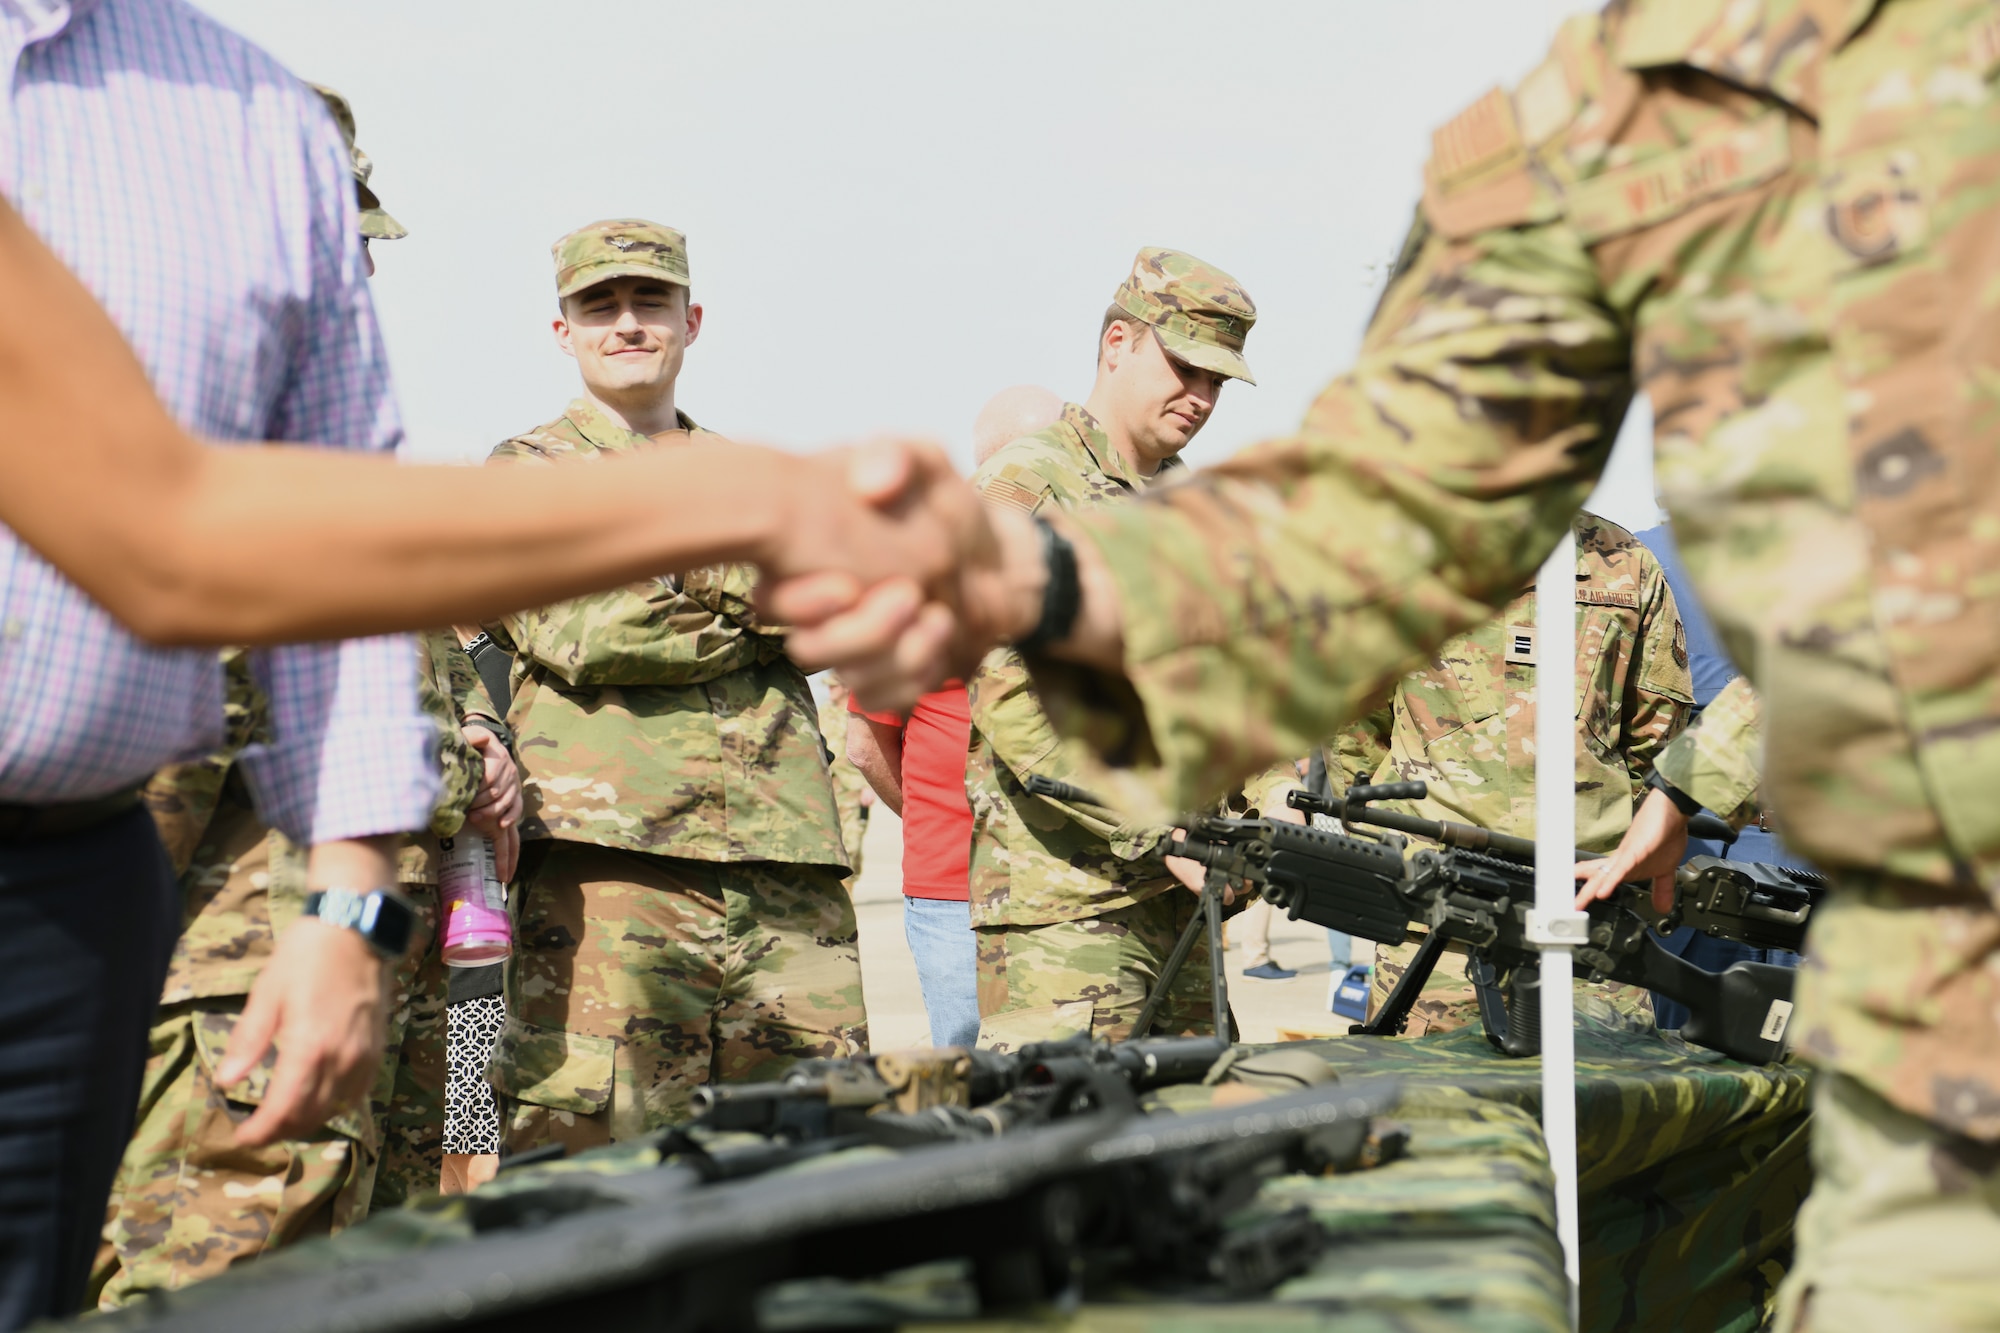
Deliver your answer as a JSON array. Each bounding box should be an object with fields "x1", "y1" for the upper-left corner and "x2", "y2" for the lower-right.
[
  {"x1": 1059, "y1": 402, "x2": 1184, "y2": 493},
  {"x1": 561, "y1": 396, "x2": 698, "y2": 455}
]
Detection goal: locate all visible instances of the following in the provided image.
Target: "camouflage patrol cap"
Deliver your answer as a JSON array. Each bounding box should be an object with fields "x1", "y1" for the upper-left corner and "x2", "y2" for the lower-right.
[
  {"x1": 1111, "y1": 246, "x2": 1257, "y2": 384},
  {"x1": 552, "y1": 219, "x2": 690, "y2": 300},
  {"x1": 309, "y1": 84, "x2": 407, "y2": 242}
]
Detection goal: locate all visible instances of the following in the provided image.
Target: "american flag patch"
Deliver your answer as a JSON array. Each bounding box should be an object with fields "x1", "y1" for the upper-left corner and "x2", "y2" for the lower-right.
[{"x1": 1431, "y1": 87, "x2": 1524, "y2": 189}]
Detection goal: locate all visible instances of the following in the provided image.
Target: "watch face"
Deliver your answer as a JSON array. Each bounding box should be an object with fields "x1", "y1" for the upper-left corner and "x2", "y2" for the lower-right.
[{"x1": 360, "y1": 893, "x2": 416, "y2": 957}]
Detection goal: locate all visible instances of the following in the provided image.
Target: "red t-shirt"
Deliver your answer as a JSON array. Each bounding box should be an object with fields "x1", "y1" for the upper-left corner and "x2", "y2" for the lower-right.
[{"x1": 851, "y1": 684, "x2": 973, "y2": 901}]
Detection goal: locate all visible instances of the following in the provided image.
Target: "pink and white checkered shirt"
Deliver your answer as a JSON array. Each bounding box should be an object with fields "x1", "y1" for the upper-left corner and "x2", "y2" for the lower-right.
[{"x1": 0, "y1": 0, "x2": 438, "y2": 844}]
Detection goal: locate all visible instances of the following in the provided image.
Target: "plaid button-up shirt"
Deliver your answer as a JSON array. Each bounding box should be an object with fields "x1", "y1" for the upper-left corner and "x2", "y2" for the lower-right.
[{"x1": 0, "y1": 0, "x2": 437, "y2": 844}]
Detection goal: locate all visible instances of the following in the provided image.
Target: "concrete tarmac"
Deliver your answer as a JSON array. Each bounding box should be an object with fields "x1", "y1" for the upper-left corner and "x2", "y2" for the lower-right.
[{"x1": 851, "y1": 805, "x2": 1355, "y2": 1050}]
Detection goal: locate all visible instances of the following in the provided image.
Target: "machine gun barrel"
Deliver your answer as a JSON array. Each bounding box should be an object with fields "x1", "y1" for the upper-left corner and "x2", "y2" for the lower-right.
[
  {"x1": 1307, "y1": 782, "x2": 1738, "y2": 854},
  {"x1": 1023, "y1": 774, "x2": 1104, "y2": 805}
]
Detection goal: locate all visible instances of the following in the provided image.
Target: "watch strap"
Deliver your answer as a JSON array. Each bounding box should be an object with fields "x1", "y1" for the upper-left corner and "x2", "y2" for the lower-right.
[
  {"x1": 1016, "y1": 517, "x2": 1080, "y2": 653},
  {"x1": 303, "y1": 887, "x2": 416, "y2": 959}
]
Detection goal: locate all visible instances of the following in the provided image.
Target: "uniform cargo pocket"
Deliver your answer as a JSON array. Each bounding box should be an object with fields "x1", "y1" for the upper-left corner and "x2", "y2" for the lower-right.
[
  {"x1": 485, "y1": 1016, "x2": 615, "y2": 1114},
  {"x1": 975, "y1": 1000, "x2": 1094, "y2": 1054},
  {"x1": 189, "y1": 1007, "x2": 374, "y2": 1143}
]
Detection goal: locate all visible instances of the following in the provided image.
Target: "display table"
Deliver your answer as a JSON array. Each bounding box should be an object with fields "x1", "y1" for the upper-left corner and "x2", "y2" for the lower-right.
[
  {"x1": 81, "y1": 1020, "x2": 1810, "y2": 1333},
  {"x1": 1034, "y1": 1018, "x2": 1812, "y2": 1333}
]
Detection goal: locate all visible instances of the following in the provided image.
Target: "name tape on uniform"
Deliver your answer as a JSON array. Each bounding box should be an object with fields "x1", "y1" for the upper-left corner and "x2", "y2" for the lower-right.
[{"x1": 1568, "y1": 111, "x2": 1791, "y2": 245}]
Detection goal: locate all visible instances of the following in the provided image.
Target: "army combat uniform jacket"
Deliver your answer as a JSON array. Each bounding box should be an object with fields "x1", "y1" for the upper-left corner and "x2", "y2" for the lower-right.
[
  {"x1": 966, "y1": 404, "x2": 1188, "y2": 928},
  {"x1": 486, "y1": 399, "x2": 847, "y2": 870},
  {"x1": 1025, "y1": 0, "x2": 2000, "y2": 1141},
  {"x1": 1335, "y1": 513, "x2": 1693, "y2": 854}
]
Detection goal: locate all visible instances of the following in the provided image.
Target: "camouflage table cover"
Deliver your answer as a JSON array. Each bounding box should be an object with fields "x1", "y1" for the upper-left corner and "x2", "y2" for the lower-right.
[
  {"x1": 911, "y1": 1018, "x2": 1808, "y2": 1333},
  {"x1": 72, "y1": 1021, "x2": 1807, "y2": 1333}
]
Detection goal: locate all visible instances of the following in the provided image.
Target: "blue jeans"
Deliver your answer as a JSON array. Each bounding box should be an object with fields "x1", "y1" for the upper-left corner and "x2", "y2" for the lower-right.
[{"x1": 903, "y1": 896, "x2": 980, "y2": 1049}]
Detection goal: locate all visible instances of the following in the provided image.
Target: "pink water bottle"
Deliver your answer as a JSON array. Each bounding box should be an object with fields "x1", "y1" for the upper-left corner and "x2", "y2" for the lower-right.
[{"x1": 438, "y1": 832, "x2": 511, "y2": 966}]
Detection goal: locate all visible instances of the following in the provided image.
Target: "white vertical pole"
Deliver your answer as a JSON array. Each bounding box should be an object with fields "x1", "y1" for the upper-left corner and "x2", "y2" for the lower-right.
[{"x1": 1532, "y1": 529, "x2": 1584, "y2": 1326}]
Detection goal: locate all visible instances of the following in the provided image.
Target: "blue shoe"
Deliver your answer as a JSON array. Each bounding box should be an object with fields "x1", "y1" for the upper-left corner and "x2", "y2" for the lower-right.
[{"x1": 1243, "y1": 961, "x2": 1296, "y2": 982}]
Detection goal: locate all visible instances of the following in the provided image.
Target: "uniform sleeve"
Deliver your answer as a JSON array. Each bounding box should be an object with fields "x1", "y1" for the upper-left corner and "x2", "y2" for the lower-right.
[
  {"x1": 1618, "y1": 551, "x2": 1695, "y2": 795},
  {"x1": 236, "y1": 88, "x2": 437, "y2": 846},
  {"x1": 1027, "y1": 46, "x2": 1631, "y2": 819},
  {"x1": 968, "y1": 647, "x2": 1166, "y2": 859},
  {"x1": 1235, "y1": 760, "x2": 1308, "y2": 819},
  {"x1": 1333, "y1": 704, "x2": 1396, "y2": 793},
  {"x1": 1653, "y1": 675, "x2": 1764, "y2": 828},
  {"x1": 416, "y1": 636, "x2": 484, "y2": 839}
]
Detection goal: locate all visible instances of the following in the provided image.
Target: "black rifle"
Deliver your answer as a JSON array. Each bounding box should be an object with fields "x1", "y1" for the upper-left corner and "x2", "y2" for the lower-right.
[
  {"x1": 1023, "y1": 773, "x2": 1235, "y2": 1040},
  {"x1": 99, "y1": 1077, "x2": 1401, "y2": 1333},
  {"x1": 689, "y1": 1031, "x2": 1232, "y2": 1144},
  {"x1": 1163, "y1": 781, "x2": 1825, "y2": 1065}
]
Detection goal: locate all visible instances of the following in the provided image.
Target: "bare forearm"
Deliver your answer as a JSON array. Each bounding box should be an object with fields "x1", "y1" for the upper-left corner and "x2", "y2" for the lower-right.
[
  {"x1": 0, "y1": 199, "x2": 969, "y2": 647},
  {"x1": 306, "y1": 835, "x2": 398, "y2": 892},
  {"x1": 848, "y1": 719, "x2": 906, "y2": 816},
  {"x1": 121, "y1": 445, "x2": 792, "y2": 644}
]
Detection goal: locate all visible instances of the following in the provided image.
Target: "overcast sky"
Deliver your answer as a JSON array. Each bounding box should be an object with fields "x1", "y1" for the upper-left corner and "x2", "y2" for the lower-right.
[{"x1": 191, "y1": 0, "x2": 1660, "y2": 533}]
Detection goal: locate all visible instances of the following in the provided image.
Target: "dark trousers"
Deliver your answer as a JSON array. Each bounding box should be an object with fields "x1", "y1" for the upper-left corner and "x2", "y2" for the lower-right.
[{"x1": 0, "y1": 808, "x2": 177, "y2": 1328}]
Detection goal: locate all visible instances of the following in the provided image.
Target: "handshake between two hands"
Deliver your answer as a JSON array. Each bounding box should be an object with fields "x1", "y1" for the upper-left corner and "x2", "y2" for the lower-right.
[{"x1": 750, "y1": 440, "x2": 1120, "y2": 710}]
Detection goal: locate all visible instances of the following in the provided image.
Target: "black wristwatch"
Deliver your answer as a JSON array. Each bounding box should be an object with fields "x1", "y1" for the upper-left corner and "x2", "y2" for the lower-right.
[
  {"x1": 1015, "y1": 516, "x2": 1080, "y2": 652},
  {"x1": 302, "y1": 887, "x2": 418, "y2": 959},
  {"x1": 1645, "y1": 768, "x2": 1703, "y2": 819}
]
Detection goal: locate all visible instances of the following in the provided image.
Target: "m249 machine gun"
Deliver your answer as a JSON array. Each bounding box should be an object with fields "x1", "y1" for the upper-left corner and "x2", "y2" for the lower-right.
[{"x1": 1164, "y1": 781, "x2": 1826, "y2": 1065}]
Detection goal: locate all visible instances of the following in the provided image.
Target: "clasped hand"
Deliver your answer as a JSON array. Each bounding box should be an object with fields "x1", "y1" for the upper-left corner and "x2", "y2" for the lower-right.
[{"x1": 756, "y1": 440, "x2": 1112, "y2": 710}]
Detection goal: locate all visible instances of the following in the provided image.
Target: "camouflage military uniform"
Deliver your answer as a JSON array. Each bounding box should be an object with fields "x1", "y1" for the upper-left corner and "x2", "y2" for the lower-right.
[
  {"x1": 1341, "y1": 513, "x2": 1693, "y2": 1034},
  {"x1": 817, "y1": 682, "x2": 871, "y2": 886},
  {"x1": 967, "y1": 249, "x2": 1282, "y2": 1051},
  {"x1": 92, "y1": 636, "x2": 489, "y2": 1307},
  {"x1": 1023, "y1": 4, "x2": 2000, "y2": 1325},
  {"x1": 1654, "y1": 674, "x2": 1766, "y2": 830},
  {"x1": 484, "y1": 223, "x2": 861, "y2": 1150}
]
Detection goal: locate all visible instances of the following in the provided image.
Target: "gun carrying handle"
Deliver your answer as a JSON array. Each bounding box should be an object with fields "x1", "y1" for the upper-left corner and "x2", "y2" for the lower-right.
[
  {"x1": 1345, "y1": 782, "x2": 1428, "y2": 809},
  {"x1": 1744, "y1": 902, "x2": 1810, "y2": 927}
]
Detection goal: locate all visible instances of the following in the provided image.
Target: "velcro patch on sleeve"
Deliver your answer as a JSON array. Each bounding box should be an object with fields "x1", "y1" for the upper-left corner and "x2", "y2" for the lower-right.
[
  {"x1": 1567, "y1": 110, "x2": 1791, "y2": 245},
  {"x1": 1421, "y1": 87, "x2": 1558, "y2": 239},
  {"x1": 979, "y1": 467, "x2": 1051, "y2": 514},
  {"x1": 1431, "y1": 87, "x2": 1527, "y2": 190}
]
